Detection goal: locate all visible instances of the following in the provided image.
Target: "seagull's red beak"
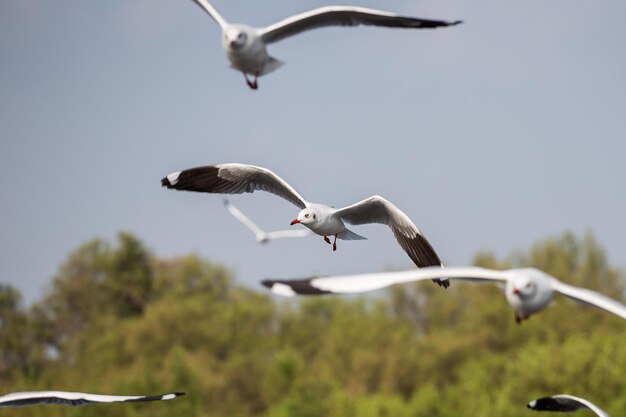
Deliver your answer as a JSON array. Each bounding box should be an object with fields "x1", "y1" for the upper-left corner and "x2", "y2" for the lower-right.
[
  {"x1": 229, "y1": 40, "x2": 235, "y2": 46},
  {"x1": 513, "y1": 288, "x2": 521, "y2": 295},
  {"x1": 290, "y1": 219, "x2": 300, "y2": 226}
]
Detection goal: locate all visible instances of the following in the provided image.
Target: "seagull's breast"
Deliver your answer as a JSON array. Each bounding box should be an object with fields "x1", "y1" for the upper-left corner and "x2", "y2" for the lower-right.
[{"x1": 310, "y1": 217, "x2": 344, "y2": 236}]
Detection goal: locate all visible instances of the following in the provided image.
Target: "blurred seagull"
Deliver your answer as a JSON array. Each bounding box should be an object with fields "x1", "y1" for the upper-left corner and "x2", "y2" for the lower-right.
[
  {"x1": 0, "y1": 390, "x2": 184, "y2": 408},
  {"x1": 162, "y1": 163, "x2": 448, "y2": 288},
  {"x1": 527, "y1": 395, "x2": 609, "y2": 417},
  {"x1": 261, "y1": 266, "x2": 626, "y2": 323},
  {"x1": 223, "y1": 198, "x2": 311, "y2": 243},
  {"x1": 190, "y1": 0, "x2": 462, "y2": 89}
]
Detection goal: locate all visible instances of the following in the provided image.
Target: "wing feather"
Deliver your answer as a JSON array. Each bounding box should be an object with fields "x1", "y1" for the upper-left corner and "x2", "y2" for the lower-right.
[
  {"x1": 162, "y1": 163, "x2": 308, "y2": 209},
  {"x1": 223, "y1": 198, "x2": 265, "y2": 236},
  {"x1": 334, "y1": 195, "x2": 443, "y2": 272},
  {"x1": 191, "y1": 0, "x2": 228, "y2": 29},
  {"x1": 551, "y1": 281, "x2": 626, "y2": 320},
  {"x1": 260, "y1": 6, "x2": 461, "y2": 44},
  {"x1": 263, "y1": 267, "x2": 509, "y2": 296},
  {"x1": 0, "y1": 391, "x2": 184, "y2": 407},
  {"x1": 528, "y1": 395, "x2": 609, "y2": 417}
]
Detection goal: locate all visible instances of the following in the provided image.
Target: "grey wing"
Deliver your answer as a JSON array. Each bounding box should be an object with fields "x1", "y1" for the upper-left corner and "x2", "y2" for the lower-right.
[
  {"x1": 162, "y1": 163, "x2": 308, "y2": 209},
  {"x1": 190, "y1": 0, "x2": 228, "y2": 29},
  {"x1": 334, "y1": 195, "x2": 443, "y2": 269},
  {"x1": 223, "y1": 198, "x2": 265, "y2": 236},
  {"x1": 527, "y1": 395, "x2": 609, "y2": 417},
  {"x1": 266, "y1": 229, "x2": 312, "y2": 240},
  {"x1": 551, "y1": 281, "x2": 626, "y2": 320},
  {"x1": 259, "y1": 6, "x2": 462, "y2": 44},
  {"x1": 223, "y1": 199, "x2": 311, "y2": 241},
  {"x1": 262, "y1": 267, "x2": 509, "y2": 296},
  {"x1": 0, "y1": 391, "x2": 184, "y2": 407}
]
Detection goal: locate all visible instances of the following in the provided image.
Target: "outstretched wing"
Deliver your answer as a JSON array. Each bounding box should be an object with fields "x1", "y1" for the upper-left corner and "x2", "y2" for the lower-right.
[
  {"x1": 223, "y1": 198, "x2": 311, "y2": 242},
  {"x1": 162, "y1": 163, "x2": 308, "y2": 209},
  {"x1": 0, "y1": 391, "x2": 184, "y2": 407},
  {"x1": 266, "y1": 229, "x2": 312, "y2": 240},
  {"x1": 527, "y1": 394, "x2": 609, "y2": 417},
  {"x1": 260, "y1": 6, "x2": 461, "y2": 44},
  {"x1": 334, "y1": 195, "x2": 443, "y2": 272},
  {"x1": 223, "y1": 198, "x2": 265, "y2": 236},
  {"x1": 262, "y1": 266, "x2": 509, "y2": 296},
  {"x1": 191, "y1": 0, "x2": 228, "y2": 29},
  {"x1": 551, "y1": 281, "x2": 626, "y2": 320}
]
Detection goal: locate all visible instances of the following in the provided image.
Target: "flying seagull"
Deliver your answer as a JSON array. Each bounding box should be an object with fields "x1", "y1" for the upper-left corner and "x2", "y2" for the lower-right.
[
  {"x1": 162, "y1": 163, "x2": 448, "y2": 288},
  {"x1": 0, "y1": 390, "x2": 184, "y2": 407},
  {"x1": 527, "y1": 395, "x2": 609, "y2": 417},
  {"x1": 189, "y1": 0, "x2": 462, "y2": 89},
  {"x1": 261, "y1": 266, "x2": 626, "y2": 323},
  {"x1": 223, "y1": 198, "x2": 312, "y2": 243}
]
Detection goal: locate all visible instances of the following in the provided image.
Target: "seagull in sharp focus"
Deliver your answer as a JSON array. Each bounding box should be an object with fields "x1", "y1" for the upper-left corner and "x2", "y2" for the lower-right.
[
  {"x1": 223, "y1": 198, "x2": 312, "y2": 243},
  {"x1": 189, "y1": 0, "x2": 462, "y2": 89},
  {"x1": 162, "y1": 163, "x2": 448, "y2": 288},
  {"x1": 0, "y1": 391, "x2": 184, "y2": 408},
  {"x1": 261, "y1": 266, "x2": 626, "y2": 324},
  {"x1": 527, "y1": 395, "x2": 609, "y2": 417}
]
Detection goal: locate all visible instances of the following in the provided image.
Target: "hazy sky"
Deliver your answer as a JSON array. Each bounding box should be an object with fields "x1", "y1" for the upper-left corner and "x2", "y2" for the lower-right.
[{"x1": 1, "y1": 0, "x2": 625, "y2": 305}]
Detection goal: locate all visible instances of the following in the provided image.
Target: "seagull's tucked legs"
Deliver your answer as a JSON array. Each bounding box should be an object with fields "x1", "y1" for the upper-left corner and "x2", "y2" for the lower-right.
[
  {"x1": 322, "y1": 235, "x2": 338, "y2": 251},
  {"x1": 243, "y1": 72, "x2": 259, "y2": 89},
  {"x1": 515, "y1": 312, "x2": 530, "y2": 324}
]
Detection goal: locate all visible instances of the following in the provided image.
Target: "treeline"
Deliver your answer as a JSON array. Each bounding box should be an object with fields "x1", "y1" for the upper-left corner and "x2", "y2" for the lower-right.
[{"x1": 1, "y1": 232, "x2": 625, "y2": 417}]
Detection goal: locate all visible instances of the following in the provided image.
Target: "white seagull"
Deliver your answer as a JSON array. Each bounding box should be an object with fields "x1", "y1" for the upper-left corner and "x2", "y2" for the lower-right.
[
  {"x1": 223, "y1": 198, "x2": 312, "y2": 243},
  {"x1": 162, "y1": 163, "x2": 448, "y2": 288},
  {"x1": 0, "y1": 390, "x2": 184, "y2": 407},
  {"x1": 527, "y1": 395, "x2": 609, "y2": 417},
  {"x1": 189, "y1": 0, "x2": 462, "y2": 89},
  {"x1": 261, "y1": 266, "x2": 626, "y2": 324}
]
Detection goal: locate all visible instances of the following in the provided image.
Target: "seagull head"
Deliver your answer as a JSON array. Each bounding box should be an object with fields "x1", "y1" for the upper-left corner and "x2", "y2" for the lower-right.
[
  {"x1": 291, "y1": 208, "x2": 317, "y2": 226},
  {"x1": 224, "y1": 27, "x2": 248, "y2": 49},
  {"x1": 511, "y1": 275, "x2": 537, "y2": 298}
]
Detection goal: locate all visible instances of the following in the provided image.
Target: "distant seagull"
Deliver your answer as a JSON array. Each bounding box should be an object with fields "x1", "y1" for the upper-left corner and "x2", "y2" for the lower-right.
[
  {"x1": 190, "y1": 0, "x2": 462, "y2": 89},
  {"x1": 261, "y1": 266, "x2": 626, "y2": 323},
  {"x1": 223, "y1": 198, "x2": 312, "y2": 243},
  {"x1": 0, "y1": 390, "x2": 184, "y2": 407},
  {"x1": 527, "y1": 395, "x2": 609, "y2": 417},
  {"x1": 162, "y1": 163, "x2": 448, "y2": 288}
]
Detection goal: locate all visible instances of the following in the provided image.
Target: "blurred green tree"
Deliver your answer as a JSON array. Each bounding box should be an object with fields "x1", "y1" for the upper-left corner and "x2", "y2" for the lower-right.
[{"x1": 0, "y1": 231, "x2": 623, "y2": 417}]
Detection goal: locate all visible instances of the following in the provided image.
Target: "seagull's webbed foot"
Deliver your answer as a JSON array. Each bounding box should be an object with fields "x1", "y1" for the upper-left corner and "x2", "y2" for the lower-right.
[
  {"x1": 332, "y1": 234, "x2": 337, "y2": 252},
  {"x1": 243, "y1": 72, "x2": 258, "y2": 90},
  {"x1": 323, "y1": 236, "x2": 331, "y2": 245}
]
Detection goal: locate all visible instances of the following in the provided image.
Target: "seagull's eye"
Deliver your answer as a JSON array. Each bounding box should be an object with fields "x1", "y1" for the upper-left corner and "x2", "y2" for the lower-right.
[{"x1": 313, "y1": 214, "x2": 316, "y2": 219}]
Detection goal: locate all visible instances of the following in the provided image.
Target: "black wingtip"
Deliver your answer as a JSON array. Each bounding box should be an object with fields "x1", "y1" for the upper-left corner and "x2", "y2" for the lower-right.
[
  {"x1": 161, "y1": 177, "x2": 171, "y2": 187},
  {"x1": 173, "y1": 392, "x2": 186, "y2": 397},
  {"x1": 526, "y1": 397, "x2": 579, "y2": 412},
  {"x1": 451, "y1": 20, "x2": 463, "y2": 26},
  {"x1": 433, "y1": 278, "x2": 451, "y2": 289},
  {"x1": 261, "y1": 278, "x2": 333, "y2": 296}
]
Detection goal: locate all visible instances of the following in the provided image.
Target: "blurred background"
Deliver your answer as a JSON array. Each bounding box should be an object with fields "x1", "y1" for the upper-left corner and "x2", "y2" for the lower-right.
[{"x1": 0, "y1": 0, "x2": 625, "y2": 416}]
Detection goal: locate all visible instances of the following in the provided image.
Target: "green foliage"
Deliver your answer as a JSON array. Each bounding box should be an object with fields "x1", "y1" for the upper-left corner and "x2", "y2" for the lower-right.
[{"x1": 0, "y1": 231, "x2": 624, "y2": 417}]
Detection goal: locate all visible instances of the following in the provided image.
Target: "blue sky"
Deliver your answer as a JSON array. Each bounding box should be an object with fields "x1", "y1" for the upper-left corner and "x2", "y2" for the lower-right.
[{"x1": 1, "y1": 0, "x2": 625, "y2": 305}]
